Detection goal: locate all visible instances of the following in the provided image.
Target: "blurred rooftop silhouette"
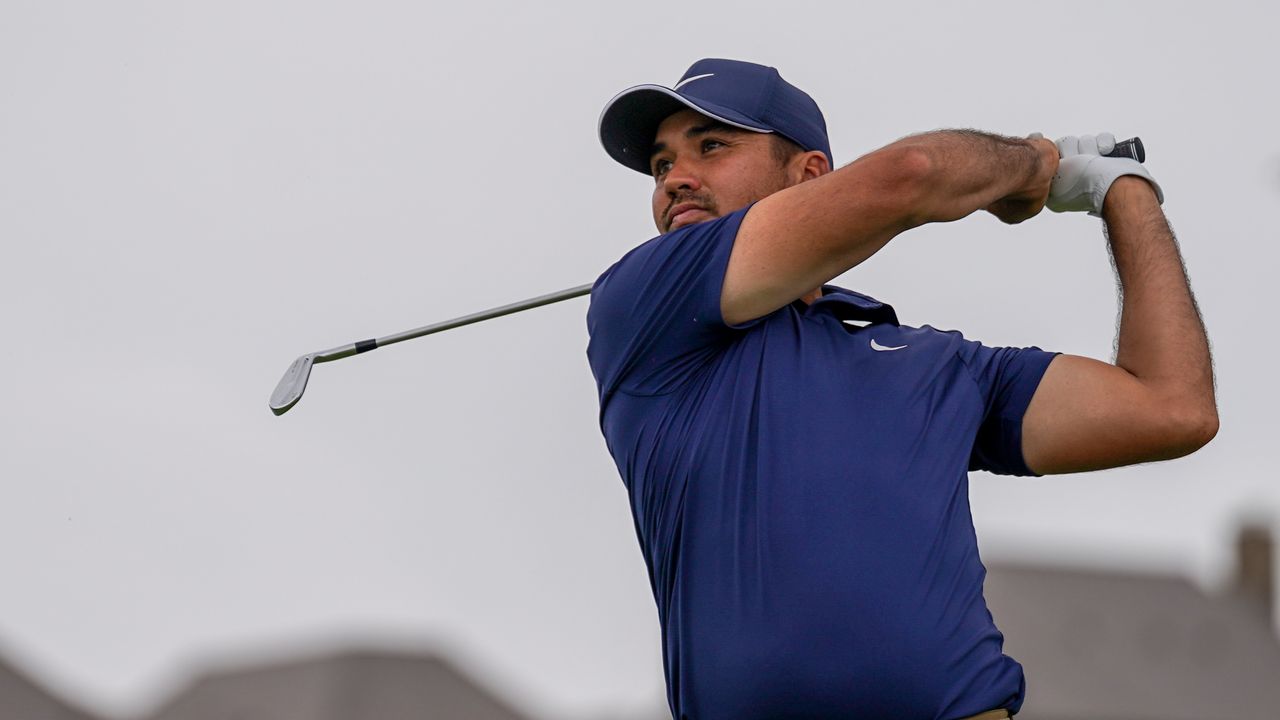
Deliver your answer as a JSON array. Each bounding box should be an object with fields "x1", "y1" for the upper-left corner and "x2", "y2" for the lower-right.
[
  {"x1": 141, "y1": 649, "x2": 533, "y2": 720},
  {"x1": 0, "y1": 654, "x2": 98, "y2": 720},
  {"x1": 985, "y1": 519, "x2": 1280, "y2": 718},
  {"x1": 2, "y1": 521, "x2": 1277, "y2": 720}
]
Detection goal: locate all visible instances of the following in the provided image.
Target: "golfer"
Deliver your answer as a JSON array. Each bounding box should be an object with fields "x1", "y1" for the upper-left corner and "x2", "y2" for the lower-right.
[{"x1": 586, "y1": 59, "x2": 1217, "y2": 719}]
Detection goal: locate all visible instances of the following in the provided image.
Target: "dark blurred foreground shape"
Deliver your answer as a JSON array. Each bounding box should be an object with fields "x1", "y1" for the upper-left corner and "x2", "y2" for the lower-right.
[
  {"x1": 142, "y1": 650, "x2": 533, "y2": 720},
  {"x1": 2, "y1": 523, "x2": 1278, "y2": 720}
]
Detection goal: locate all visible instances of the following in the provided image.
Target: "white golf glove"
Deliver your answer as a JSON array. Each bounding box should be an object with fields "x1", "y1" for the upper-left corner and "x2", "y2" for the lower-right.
[{"x1": 1042, "y1": 133, "x2": 1164, "y2": 217}]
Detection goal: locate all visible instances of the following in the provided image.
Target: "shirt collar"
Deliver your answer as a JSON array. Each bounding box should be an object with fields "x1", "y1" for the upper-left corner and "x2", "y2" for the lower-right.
[{"x1": 802, "y1": 284, "x2": 900, "y2": 326}]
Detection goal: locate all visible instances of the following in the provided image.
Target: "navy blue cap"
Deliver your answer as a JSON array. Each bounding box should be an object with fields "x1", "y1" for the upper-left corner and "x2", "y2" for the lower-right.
[{"x1": 599, "y1": 58, "x2": 833, "y2": 175}]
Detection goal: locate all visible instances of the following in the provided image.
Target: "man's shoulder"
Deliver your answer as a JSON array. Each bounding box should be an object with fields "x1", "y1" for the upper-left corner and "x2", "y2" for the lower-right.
[
  {"x1": 586, "y1": 236, "x2": 661, "y2": 333},
  {"x1": 589, "y1": 207, "x2": 753, "y2": 316},
  {"x1": 589, "y1": 233, "x2": 661, "y2": 303},
  {"x1": 585, "y1": 209, "x2": 758, "y2": 398}
]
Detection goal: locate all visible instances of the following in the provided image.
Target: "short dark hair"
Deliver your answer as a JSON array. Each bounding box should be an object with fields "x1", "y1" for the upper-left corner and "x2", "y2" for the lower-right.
[{"x1": 770, "y1": 134, "x2": 806, "y2": 168}]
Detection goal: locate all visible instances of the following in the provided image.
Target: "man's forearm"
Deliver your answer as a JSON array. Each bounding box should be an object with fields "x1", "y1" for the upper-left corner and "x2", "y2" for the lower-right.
[
  {"x1": 1102, "y1": 177, "x2": 1219, "y2": 432},
  {"x1": 890, "y1": 130, "x2": 1057, "y2": 224},
  {"x1": 723, "y1": 129, "x2": 1054, "y2": 326}
]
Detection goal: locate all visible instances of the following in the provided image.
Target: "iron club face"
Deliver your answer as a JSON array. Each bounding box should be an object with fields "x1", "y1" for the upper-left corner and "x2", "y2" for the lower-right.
[
  {"x1": 266, "y1": 342, "x2": 363, "y2": 416},
  {"x1": 269, "y1": 353, "x2": 316, "y2": 416}
]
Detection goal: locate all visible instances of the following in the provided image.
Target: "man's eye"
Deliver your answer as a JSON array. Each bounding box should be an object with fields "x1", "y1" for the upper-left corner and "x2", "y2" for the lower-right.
[
  {"x1": 702, "y1": 139, "x2": 724, "y2": 152},
  {"x1": 653, "y1": 159, "x2": 672, "y2": 176}
]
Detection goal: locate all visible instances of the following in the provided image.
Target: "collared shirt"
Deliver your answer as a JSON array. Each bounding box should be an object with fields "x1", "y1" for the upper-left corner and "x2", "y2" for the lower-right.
[{"x1": 586, "y1": 205, "x2": 1058, "y2": 720}]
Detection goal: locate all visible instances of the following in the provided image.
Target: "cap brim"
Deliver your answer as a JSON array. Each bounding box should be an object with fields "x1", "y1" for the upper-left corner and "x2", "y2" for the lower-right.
[{"x1": 598, "y1": 84, "x2": 771, "y2": 175}]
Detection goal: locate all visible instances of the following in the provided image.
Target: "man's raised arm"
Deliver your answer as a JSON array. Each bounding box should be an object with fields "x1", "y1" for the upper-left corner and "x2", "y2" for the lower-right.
[
  {"x1": 1020, "y1": 176, "x2": 1219, "y2": 474},
  {"x1": 722, "y1": 130, "x2": 1059, "y2": 326}
]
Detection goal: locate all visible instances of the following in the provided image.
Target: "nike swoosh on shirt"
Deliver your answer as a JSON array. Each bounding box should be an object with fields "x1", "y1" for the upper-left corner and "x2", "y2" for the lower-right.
[
  {"x1": 870, "y1": 339, "x2": 908, "y2": 351},
  {"x1": 674, "y1": 73, "x2": 714, "y2": 90}
]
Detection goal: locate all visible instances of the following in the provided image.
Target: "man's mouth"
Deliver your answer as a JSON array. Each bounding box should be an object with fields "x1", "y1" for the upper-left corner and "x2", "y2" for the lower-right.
[{"x1": 667, "y1": 202, "x2": 707, "y2": 229}]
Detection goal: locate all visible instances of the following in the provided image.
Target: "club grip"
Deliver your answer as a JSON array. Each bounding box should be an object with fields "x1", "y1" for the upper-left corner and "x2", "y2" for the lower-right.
[{"x1": 1105, "y1": 137, "x2": 1145, "y2": 163}]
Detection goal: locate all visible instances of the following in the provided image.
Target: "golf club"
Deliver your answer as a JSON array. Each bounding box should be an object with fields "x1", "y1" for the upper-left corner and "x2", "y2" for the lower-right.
[
  {"x1": 268, "y1": 283, "x2": 592, "y2": 415},
  {"x1": 269, "y1": 137, "x2": 1145, "y2": 417}
]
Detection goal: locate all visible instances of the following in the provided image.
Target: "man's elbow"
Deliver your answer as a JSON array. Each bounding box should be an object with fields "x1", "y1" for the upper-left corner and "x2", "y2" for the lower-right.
[
  {"x1": 1190, "y1": 409, "x2": 1220, "y2": 450},
  {"x1": 861, "y1": 145, "x2": 934, "y2": 227},
  {"x1": 877, "y1": 143, "x2": 985, "y2": 226},
  {"x1": 892, "y1": 145, "x2": 935, "y2": 184},
  {"x1": 1168, "y1": 405, "x2": 1220, "y2": 458}
]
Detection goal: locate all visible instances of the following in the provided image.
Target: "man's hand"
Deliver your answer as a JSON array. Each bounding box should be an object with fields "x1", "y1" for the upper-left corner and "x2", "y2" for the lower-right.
[
  {"x1": 985, "y1": 136, "x2": 1060, "y2": 224},
  {"x1": 1047, "y1": 133, "x2": 1164, "y2": 216}
]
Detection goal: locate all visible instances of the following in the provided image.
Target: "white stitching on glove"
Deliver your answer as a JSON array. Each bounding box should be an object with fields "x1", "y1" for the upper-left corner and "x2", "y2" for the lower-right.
[{"x1": 1046, "y1": 133, "x2": 1164, "y2": 217}]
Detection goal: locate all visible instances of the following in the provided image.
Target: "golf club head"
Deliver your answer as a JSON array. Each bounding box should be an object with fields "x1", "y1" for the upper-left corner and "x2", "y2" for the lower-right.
[{"x1": 269, "y1": 353, "x2": 316, "y2": 416}]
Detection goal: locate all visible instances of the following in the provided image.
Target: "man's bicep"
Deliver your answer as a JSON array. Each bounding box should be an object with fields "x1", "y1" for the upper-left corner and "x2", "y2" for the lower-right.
[
  {"x1": 1021, "y1": 354, "x2": 1214, "y2": 475},
  {"x1": 720, "y1": 147, "x2": 928, "y2": 327}
]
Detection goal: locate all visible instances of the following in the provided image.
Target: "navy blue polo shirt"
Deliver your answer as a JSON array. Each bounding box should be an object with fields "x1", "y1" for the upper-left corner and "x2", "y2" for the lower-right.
[{"x1": 586, "y1": 205, "x2": 1059, "y2": 720}]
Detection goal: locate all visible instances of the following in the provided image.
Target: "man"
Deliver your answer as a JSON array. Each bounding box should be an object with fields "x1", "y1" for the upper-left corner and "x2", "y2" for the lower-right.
[{"x1": 585, "y1": 58, "x2": 1217, "y2": 720}]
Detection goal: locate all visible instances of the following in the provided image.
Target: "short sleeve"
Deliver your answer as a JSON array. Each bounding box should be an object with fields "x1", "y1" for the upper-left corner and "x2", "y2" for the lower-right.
[
  {"x1": 957, "y1": 339, "x2": 1061, "y2": 477},
  {"x1": 586, "y1": 206, "x2": 756, "y2": 399}
]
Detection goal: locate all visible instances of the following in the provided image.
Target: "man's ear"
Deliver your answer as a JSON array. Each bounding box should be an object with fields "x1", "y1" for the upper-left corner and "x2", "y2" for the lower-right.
[{"x1": 797, "y1": 151, "x2": 830, "y2": 182}]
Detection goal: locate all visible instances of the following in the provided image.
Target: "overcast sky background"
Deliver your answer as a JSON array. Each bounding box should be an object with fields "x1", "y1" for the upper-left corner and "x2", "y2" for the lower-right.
[{"x1": 2, "y1": 1, "x2": 1278, "y2": 717}]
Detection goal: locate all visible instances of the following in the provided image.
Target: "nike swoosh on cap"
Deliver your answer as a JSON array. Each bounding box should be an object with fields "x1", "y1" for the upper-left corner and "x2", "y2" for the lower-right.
[
  {"x1": 870, "y1": 339, "x2": 908, "y2": 351},
  {"x1": 673, "y1": 73, "x2": 715, "y2": 90}
]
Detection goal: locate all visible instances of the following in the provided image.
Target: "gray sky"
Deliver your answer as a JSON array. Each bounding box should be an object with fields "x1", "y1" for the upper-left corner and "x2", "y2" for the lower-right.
[{"x1": 2, "y1": 1, "x2": 1277, "y2": 717}]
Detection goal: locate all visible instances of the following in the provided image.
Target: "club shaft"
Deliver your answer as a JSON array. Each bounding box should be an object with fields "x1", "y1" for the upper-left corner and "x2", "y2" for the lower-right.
[{"x1": 371, "y1": 283, "x2": 593, "y2": 351}]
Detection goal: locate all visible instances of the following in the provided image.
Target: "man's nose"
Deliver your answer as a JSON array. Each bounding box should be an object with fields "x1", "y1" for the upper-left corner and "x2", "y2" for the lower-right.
[{"x1": 662, "y1": 157, "x2": 701, "y2": 195}]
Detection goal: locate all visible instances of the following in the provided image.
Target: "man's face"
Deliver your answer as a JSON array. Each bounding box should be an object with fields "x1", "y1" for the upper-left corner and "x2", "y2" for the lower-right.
[{"x1": 649, "y1": 109, "x2": 795, "y2": 234}]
